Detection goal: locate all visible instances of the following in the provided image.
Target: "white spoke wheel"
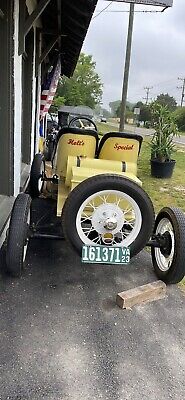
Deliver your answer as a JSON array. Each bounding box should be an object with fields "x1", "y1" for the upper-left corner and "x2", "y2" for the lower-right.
[
  {"x1": 6, "y1": 193, "x2": 32, "y2": 277},
  {"x1": 30, "y1": 153, "x2": 45, "y2": 198},
  {"x1": 151, "y1": 207, "x2": 185, "y2": 284},
  {"x1": 62, "y1": 175, "x2": 155, "y2": 258}
]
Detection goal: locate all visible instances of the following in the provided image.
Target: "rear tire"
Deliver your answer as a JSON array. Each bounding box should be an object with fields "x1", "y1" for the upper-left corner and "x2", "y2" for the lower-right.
[
  {"x1": 151, "y1": 207, "x2": 185, "y2": 284},
  {"x1": 62, "y1": 174, "x2": 155, "y2": 258},
  {"x1": 6, "y1": 193, "x2": 31, "y2": 277},
  {"x1": 30, "y1": 153, "x2": 45, "y2": 198}
]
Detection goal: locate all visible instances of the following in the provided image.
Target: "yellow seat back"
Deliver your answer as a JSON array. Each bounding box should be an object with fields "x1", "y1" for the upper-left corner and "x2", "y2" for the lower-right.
[
  {"x1": 98, "y1": 132, "x2": 143, "y2": 164},
  {"x1": 55, "y1": 128, "x2": 98, "y2": 177}
]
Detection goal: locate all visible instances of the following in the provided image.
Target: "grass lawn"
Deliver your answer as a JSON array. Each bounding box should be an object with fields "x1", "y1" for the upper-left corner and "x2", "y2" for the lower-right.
[
  {"x1": 97, "y1": 122, "x2": 117, "y2": 136},
  {"x1": 97, "y1": 122, "x2": 185, "y2": 285},
  {"x1": 139, "y1": 142, "x2": 185, "y2": 287},
  {"x1": 97, "y1": 123, "x2": 185, "y2": 213},
  {"x1": 138, "y1": 141, "x2": 185, "y2": 213}
]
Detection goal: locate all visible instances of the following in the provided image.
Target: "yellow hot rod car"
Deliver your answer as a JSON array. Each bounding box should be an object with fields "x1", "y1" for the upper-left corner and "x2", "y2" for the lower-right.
[{"x1": 5, "y1": 117, "x2": 185, "y2": 284}]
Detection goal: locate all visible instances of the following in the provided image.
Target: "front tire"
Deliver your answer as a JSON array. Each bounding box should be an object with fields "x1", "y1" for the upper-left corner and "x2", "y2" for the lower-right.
[
  {"x1": 62, "y1": 174, "x2": 155, "y2": 258},
  {"x1": 151, "y1": 207, "x2": 185, "y2": 284},
  {"x1": 6, "y1": 193, "x2": 31, "y2": 277},
  {"x1": 30, "y1": 153, "x2": 45, "y2": 198}
]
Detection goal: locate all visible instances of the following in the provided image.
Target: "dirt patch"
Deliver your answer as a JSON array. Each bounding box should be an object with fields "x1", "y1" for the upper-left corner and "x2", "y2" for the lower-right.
[
  {"x1": 177, "y1": 148, "x2": 185, "y2": 153},
  {"x1": 179, "y1": 286, "x2": 185, "y2": 296},
  {"x1": 174, "y1": 186, "x2": 185, "y2": 193},
  {"x1": 159, "y1": 187, "x2": 169, "y2": 193}
]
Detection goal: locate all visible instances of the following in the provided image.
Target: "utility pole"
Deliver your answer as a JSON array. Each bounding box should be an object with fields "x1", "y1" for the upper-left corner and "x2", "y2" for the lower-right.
[
  {"x1": 177, "y1": 77, "x2": 185, "y2": 107},
  {"x1": 143, "y1": 86, "x2": 153, "y2": 105},
  {"x1": 119, "y1": 3, "x2": 134, "y2": 132}
]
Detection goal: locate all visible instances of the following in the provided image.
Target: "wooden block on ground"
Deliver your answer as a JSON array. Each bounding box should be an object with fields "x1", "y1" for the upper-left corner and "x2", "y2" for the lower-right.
[{"x1": 116, "y1": 280, "x2": 166, "y2": 309}]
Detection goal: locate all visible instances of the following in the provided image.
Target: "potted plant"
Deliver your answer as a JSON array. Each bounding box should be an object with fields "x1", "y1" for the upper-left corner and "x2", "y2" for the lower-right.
[{"x1": 150, "y1": 102, "x2": 179, "y2": 178}]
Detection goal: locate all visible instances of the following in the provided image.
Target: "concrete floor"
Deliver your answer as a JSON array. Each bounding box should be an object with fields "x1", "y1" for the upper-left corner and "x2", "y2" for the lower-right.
[{"x1": 0, "y1": 199, "x2": 185, "y2": 400}]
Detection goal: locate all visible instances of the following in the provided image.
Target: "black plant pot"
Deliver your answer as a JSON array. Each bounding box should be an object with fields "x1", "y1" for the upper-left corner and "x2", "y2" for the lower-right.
[{"x1": 151, "y1": 159, "x2": 176, "y2": 179}]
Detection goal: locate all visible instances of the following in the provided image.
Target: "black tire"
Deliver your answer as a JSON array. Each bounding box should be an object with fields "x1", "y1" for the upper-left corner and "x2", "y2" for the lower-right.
[
  {"x1": 30, "y1": 153, "x2": 45, "y2": 198},
  {"x1": 6, "y1": 193, "x2": 31, "y2": 277},
  {"x1": 62, "y1": 174, "x2": 155, "y2": 258},
  {"x1": 151, "y1": 207, "x2": 185, "y2": 284}
]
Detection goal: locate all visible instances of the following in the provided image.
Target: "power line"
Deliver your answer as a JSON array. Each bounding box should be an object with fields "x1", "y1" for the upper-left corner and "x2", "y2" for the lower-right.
[
  {"x1": 95, "y1": 10, "x2": 162, "y2": 13},
  {"x1": 151, "y1": 78, "x2": 177, "y2": 88},
  {"x1": 92, "y1": 1, "x2": 114, "y2": 20},
  {"x1": 93, "y1": 5, "x2": 163, "y2": 21}
]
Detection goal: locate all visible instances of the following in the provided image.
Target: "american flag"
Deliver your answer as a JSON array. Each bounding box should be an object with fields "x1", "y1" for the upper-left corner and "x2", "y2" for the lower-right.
[{"x1": 40, "y1": 58, "x2": 61, "y2": 120}]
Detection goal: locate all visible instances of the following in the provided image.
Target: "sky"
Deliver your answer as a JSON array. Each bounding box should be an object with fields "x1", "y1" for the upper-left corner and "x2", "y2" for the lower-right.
[{"x1": 82, "y1": 0, "x2": 185, "y2": 110}]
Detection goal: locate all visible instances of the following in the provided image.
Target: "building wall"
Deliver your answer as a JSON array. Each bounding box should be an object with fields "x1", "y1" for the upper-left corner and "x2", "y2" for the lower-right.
[
  {"x1": 0, "y1": 0, "x2": 14, "y2": 196},
  {"x1": 0, "y1": 0, "x2": 41, "y2": 240},
  {"x1": 13, "y1": 0, "x2": 22, "y2": 196}
]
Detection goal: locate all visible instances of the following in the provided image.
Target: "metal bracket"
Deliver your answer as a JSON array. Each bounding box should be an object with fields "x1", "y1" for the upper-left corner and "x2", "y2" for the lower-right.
[
  {"x1": 31, "y1": 233, "x2": 64, "y2": 240},
  {"x1": 38, "y1": 35, "x2": 60, "y2": 65},
  {"x1": 41, "y1": 174, "x2": 59, "y2": 184},
  {"x1": 147, "y1": 233, "x2": 170, "y2": 250},
  {"x1": 19, "y1": 0, "x2": 51, "y2": 55},
  {"x1": 0, "y1": 8, "x2": 4, "y2": 19},
  {"x1": 161, "y1": 6, "x2": 168, "y2": 12}
]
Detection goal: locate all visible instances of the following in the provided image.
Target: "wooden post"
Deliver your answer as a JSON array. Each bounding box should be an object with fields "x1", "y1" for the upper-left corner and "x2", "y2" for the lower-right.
[{"x1": 116, "y1": 281, "x2": 166, "y2": 309}]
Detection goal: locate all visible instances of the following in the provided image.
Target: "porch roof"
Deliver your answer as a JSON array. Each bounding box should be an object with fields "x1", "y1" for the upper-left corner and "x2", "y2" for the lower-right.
[{"x1": 41, "y1": 0, "x2": 98, "y2": 77}]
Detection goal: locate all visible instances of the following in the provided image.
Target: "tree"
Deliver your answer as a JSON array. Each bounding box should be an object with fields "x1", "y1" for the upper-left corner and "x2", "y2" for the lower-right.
[
  {"x1": 102, "y1": 108, "x2": 112, "y2": 119},
  {"x1": 173, "y1": 107, "x2": 185, "y2": 132},
  {"x1": 139, "y1": 105, "x2": 151, "y2": 124},
  {"x1": 109, "y1": 100, "x2": 134, "y2": 117},
  {"x1": 50, "y1": 96, "x2": 65, "y2": 113},
  {"x1": 133, "y1": 101, "x2": 143, "y2": 111},
  {"x1": 115, "y1": 103, "x2": 121, "y2": 118},
  {"x1": 116, "y1": 103, "x2": 134, "y2": 122},
  {"x1": 109, "y1": 100, "x2": 121, "y2": 116},
  {"x1": 133, "y1": 101, "x2": 151, "y2": 125},
  {"x1": 57, "y1": 53, "x2": 103, "y2": 109},
  {"x1": 156, "y1": 93, "x2": 177, "y2": 111}
]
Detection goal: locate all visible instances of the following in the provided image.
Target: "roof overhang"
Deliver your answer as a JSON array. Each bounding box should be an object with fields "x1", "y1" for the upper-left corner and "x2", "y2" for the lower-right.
[
  {"x1": 42, "y1": 0, "x2": 98, "y2": 77},
  {"x1": 19, "y1": 0, "x2": 98, "y2": 77}
]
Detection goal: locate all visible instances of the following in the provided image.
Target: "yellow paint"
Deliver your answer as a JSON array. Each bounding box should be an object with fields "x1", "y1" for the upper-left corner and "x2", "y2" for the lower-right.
[
  {"x1": 54, "y1": 133, "x2": 142, "y2": 216},
  {"x1": 39, "y1": 137, "x2": 45, "y2": 153},
  {"x1": 70, "y1": 166, "x2": 142, "y2": 189},
  {"x1": 57, "y1": 179, "x2": 70, "y2": 216},
  {"x1": 56, "y1": 133, "x2": 97, "y2": 177},
  {"x1": 99, "y1": 136, "x2": 140, "y2": 164},
  {"x1": 65, "y1": 156, "x2": 137, "y2": 187}
]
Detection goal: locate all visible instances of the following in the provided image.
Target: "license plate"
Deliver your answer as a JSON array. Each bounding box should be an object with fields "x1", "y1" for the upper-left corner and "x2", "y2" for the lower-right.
[{"x1": 82, "y1": 246, "x2": 130, "y2": 265}]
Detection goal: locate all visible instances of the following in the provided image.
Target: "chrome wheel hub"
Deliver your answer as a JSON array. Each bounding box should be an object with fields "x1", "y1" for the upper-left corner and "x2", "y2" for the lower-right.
[
  {"x1": 91, "y1": 203, "x2": 124, "y2": 235},
  {"x1": 104, "y1": 217, "x2": 118, "y2": 230},
  {"x1": 155, "y1": 218, "x2": 174, "y2": 272}
]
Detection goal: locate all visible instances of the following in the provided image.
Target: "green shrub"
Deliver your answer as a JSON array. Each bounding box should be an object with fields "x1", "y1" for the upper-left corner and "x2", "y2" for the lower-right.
[
  {"x1": 173, "y1": 107, "x2": 185, "y2": 132},
  {"x1": 150, "y1": 103, "x2": 179, "y2": 162}
]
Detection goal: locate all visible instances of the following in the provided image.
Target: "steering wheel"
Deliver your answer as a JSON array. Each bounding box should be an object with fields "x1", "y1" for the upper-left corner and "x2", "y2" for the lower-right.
[{"x1": 68, "y1": 116, "x2": 98, "y2": 131}]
